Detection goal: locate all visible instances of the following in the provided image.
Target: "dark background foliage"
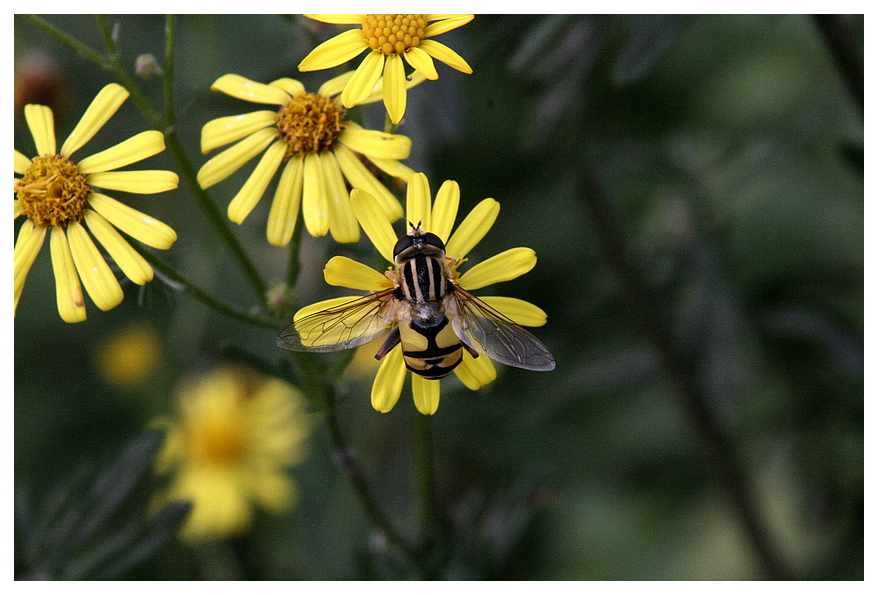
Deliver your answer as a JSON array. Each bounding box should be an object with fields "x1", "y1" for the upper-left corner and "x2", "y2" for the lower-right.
[{"x1": 14, "y1": 14, "x2": 863, "y2": 579}]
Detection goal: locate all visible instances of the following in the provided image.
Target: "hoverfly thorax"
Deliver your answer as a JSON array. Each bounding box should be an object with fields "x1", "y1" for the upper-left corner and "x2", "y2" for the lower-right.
[{"x1": 392, "y1": 227, "x2": 453, "y2": 311}]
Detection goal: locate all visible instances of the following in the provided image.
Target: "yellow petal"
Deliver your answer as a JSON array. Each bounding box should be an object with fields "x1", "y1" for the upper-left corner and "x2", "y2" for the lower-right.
[
  {"x1": 431, "y1": 180, "x2": 459, "y2": 242},
  {"x1": 298, "y1": 28, "x2": 368, "y2": 71},
  {"x1": 83, "y1": 209, "x2": 153, "y2": 285},
  {"x1": 268, "y1": 77, "x2": 305, "y2": 98},
  {"x1": 294, "y1": 296, "x2": 366, "y2": 321},
  {"x1": 322, "y1": 152, "x2": 359, "y2": 243},
  {"x1": 196, "y1": 127, "x2": 276, "y2": 189},
  {"x1": 227, "y1": 139, "x2": 285, "y2": 224},
  {"x1": 360, "y1": 71, "x2": 427, "y2": 106},
  {"x1": 24, "y1": 104, "x2": 56, "y2": 156},
  {"x1": 333, "y1": 144, "x2": 404, "y2": 221},
  {"x1": 323, "y1": 255, "x2": 390, "y2": 291},
  {"x1": 369, "y1": 156, "x2": 416, "y2": 183},
  {"x1": 406, "y1": 172, "x2": 432, "y2": 230},
  {"x1": 337, "y1": 126, "x2": 411, "y2": 160},
  {"x1": 77, "y1": 131, "x2": 165, "y2": 175},
  {"x1": 420, "y1": 39, "x2": 473, "y2": 74},
  {"x1": 49, "y1": 226, "x2": 86, "y2": 322},
  {"x1": 350, "y1": 188, "x2": 397, "y2": 263},
  {"x1": 88, "y1": 192, "x2": 177, "y2": 250},
  {"x1": 425, "y1": 15, "x2": 474, "y2": 36},
  {"x1": 371, "y1": 345, "x2": 406, "y2": 413},
  {"x1": 14, "y1": 220, "x2": 46, "y2": 314},
  {"x1": 87, "y1": 170, "x2": 179, "y2": 194},
  {"x1": 317, "y1": 71, "x2": 355, "y2": 98},
  {"x1": 304, "y1": 14, "x2": 364, "y2": 24},
  {"x1": 15, "y1": 150, "x2": 32, "y2": 175},
  {"x1": 458, "y1": 247, "x2": 537, "y2": 291},
  {"x1": 67, "y1": 220, "x2": 124, "y2": 311},
  {"x1": 340, "y1": 50, "x2": 384, "y2": 108},
  {"x1": 266, "y1": 157, "x2": 303, "y2": 247},
  {"x1": 382, "y1": 53, "x2": 407, "y2": 125},
  {"x1": 403, "y1": 46, "x2": 438, "y2": 80},
  {"x1": 251, "y1": 469, "x2": 296, "y2": 512},
  {"x1": 412, "y1": 375, "x2": 440, "y2": 415},
  {"x1": 210, "y1": 74, "x2": 290, "y2": 105},
  {"x1": 60, "y1": 83, "x2": 129, "y2": 157},
  {"x1": 454, "y1": 349, "x2": 497, "y2": 390},
  {"x1": 478, "y1": 296, "x2": 547, "y2": 327},
  {"x1": 444, "y1": 198, "x2": 499, "y2": 261},
  {"x1": 201, "y1": 110, "x2": 276, "y2": 154},
  {"x1": 301, "y1": 152, "x2": 329, "y2": 237}
]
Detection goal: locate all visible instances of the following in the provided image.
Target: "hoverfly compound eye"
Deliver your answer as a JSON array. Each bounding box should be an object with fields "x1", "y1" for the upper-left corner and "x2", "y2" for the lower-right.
[
  {"x1": 393, "y1": 235, "x2": 414, "y2": 259},
  {"x1": 422, "y1": 232, "x2": 445, "y2": 251}
]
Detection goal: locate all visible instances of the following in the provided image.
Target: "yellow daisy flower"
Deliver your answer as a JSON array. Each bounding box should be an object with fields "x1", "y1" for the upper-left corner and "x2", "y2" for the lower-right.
[
  {"x1": 298, "y1": 14, "x2": 474, "y2": 124},
  {"x1": 197, "y1": 71, "x2": 418, "y2": 245},
  {"x1": 286, "y1": 173, "x2": 551, "y2": 415},
  {"x1": 14, "y1": 83, "x2": 179, "y2": 323},
  {"x1": 154, "y1": 366, "x2": 312, "y2": 543}
]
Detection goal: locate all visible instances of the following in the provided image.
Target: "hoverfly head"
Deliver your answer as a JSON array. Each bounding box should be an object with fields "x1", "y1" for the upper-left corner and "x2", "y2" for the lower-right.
[{"x1": 393, "y1": 221, "x2": 446, "y2": 262}]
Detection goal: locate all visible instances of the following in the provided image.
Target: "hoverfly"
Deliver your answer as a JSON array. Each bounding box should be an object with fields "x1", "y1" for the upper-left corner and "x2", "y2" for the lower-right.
[{"x1": 277, "y1": 225, "x2": 555, "y2": 378}]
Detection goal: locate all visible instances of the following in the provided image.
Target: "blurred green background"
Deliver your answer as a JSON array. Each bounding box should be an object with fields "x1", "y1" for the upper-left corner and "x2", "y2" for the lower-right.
[{"x1": 14, "y1": 14, "x2": 863, "y2": 580}]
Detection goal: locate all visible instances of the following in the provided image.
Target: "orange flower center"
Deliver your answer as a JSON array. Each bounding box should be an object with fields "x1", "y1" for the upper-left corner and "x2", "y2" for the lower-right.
[
  {"x1": 15, "y1": 155, "x2": 90, "y2": 228},
  {"x1": 362, "y1": 14, "x2": 427, "y2": 55},
  {"x1": 275, "y1": 92, "x2": 346, "y2": 158}
]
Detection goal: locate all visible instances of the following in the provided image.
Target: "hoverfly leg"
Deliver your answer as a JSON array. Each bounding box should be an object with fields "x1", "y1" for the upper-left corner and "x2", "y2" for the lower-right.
[
  {"x1": 374, "y1": 326, "x2": 401, "y2": 360},
  {"x1": 461, "y1": 342, "x2": 479, "y2": 358}
]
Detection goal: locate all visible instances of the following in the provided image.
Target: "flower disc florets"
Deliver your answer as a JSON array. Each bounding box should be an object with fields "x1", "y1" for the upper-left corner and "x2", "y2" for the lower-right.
[
  {"x1": 16, "y1": 155, "x2": 90, "y2": 228},
  {"x1": 275, "y1": 92, "x2": 346, "y2": 158},
  {"x1": 363, "y1": 14, "x2": 427, "y2": 55}
]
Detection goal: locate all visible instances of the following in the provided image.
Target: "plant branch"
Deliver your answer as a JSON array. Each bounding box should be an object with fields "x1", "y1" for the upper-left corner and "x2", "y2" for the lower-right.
[
  {"x1": 289, "y1": 352, "x2": 420, "y2": 563},
  {"x1": 577, "y1": 171, "x2": 794, "y2": 581},
  {"x1": 812, "y1": 15, "x2": 863, "y2": 114},
  {"x1": 130, "y1": 244, "x2": 280, "y2": 330}
]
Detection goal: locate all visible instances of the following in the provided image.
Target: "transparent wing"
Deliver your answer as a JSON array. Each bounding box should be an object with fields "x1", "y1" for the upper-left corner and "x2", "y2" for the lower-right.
[
  {"x1": 450, "y1": 287, "x2": 555, "y2": 371},
  {"x1": 277, "y1": 289, "x2": 399, "y2": 352}
]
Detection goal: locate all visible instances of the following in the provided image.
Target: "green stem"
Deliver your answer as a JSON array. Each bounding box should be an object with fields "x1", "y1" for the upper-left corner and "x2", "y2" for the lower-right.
[
  {"x1": 413, "y1": 411, "x2": 437, "y2": 544},
  {"x1": 24, "y1": 15, "x2": 110, "y2": 72},
  {"x1": 130, "y1": 244, "x2": 280, "y2": 330},
  {"x1": 163, "y1": 16, "x2": 177, "y2": 125},
  {"x1": 291, "y1": 352, "x2": 419, "y2": 561},
  {"x1": 285, "y1": 214, "x2": 305, "y2": 290},
  {"x1": 577, "y1": 171, "x2": 794, "y2": 581}
]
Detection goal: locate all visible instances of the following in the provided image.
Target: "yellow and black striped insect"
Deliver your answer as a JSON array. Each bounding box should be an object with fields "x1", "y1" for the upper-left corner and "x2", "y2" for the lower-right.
[{"x1": 277, "y1": 225, "x2": 555, "y2": 378}]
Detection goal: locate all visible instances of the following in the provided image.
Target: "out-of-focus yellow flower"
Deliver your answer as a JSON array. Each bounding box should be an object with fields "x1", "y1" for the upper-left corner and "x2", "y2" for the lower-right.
[
  {"x1": 94, "y1": 322, "x2": 163, "y2": 391},
  {"x1": 299, "y1": 14, "x2": 473, "y2": 124},
  {"x1": 154, "y1": 366, "x2": 312, "y2": 543},
  {"x1": 197, "y1": 71, "x2": 420, "y2": 245},
  {"x1": 14, "y1": 83, "x2": 178, "y2": 322}
]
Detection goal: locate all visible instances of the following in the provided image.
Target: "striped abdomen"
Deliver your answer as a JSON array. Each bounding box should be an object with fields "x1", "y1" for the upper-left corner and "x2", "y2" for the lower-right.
[{"x1": 399, "y1": 314, "x2": 463, "y2": 378}]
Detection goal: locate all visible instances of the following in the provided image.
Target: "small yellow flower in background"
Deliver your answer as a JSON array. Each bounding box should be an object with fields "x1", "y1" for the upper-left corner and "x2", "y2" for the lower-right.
[
  {"x1": 198, "y1": 71, "x2": 418, "y2": 245},
  {"x1": 287, "y1": 173, "x2": 550, "y2": 415},
  {"x1": 298, "y1": 14, "x2": 474, "y2": 124},
  {"x1": 155, "y1": 366, "x2": 312, "y2": 543},
  {"x1": 14, "y1": 83, "x2": 178, "y2": 323},
  {"x1": 94, "y1": 321, "x2": 163, "y2": 391}
]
